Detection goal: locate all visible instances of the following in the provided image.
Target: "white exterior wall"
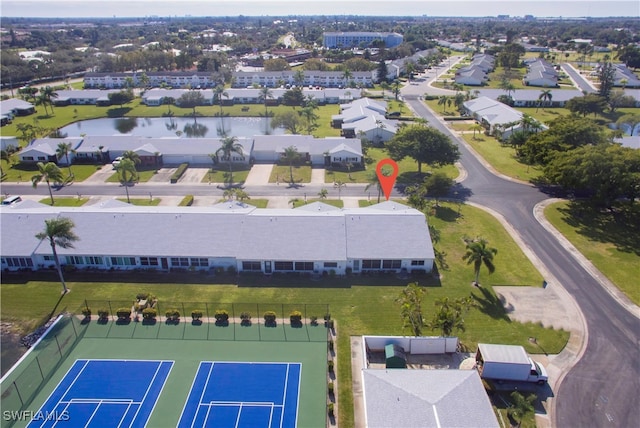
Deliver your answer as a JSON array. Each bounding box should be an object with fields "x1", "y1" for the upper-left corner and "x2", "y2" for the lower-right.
[{"x1": 0, "y1": 137, "x2": 19, "y2": 150}]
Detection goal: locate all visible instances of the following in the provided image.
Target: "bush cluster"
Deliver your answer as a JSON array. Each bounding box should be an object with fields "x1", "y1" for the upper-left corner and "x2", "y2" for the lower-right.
[
  {"x1": 142, "y1": 308, "x2": 157, "y2": 320},
  {"x1": 214, "y1": 309, "x2": 229, "y2": 322},
  {"x1": 289, "y1": 310, "x2": 303, "y2": 323},
  {"x1": 179, "y1": 195, "x2": 194, "y2": 206},
  {"x1": 165, "y1": 308, "x2": 180, "y2": 319},
  {"x1": 170, "y1": 163, "x2": 189, "y2": 183},
  {"x1": 263, "y1": 311, "x2": 277, "y2": 323},
  {"x1": 116, "y1": 307, "x2": 131, "y2": 319},
  {"x1": 191, "y1": 309, "x2": 203, "y2": 320}
]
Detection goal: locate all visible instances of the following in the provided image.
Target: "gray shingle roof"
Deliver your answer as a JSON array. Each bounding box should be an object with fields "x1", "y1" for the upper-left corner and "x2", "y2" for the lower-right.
[{"x1": 363, "y1": 369, "x2": 499, "y2": 428}]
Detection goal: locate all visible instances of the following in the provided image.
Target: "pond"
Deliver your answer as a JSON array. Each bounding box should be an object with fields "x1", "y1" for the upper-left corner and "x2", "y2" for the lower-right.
[{"x1": 59, "y1": 117, "x2": 286, "y2": 138}]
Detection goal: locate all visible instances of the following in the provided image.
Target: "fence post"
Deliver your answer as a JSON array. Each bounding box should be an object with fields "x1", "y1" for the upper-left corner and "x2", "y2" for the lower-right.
[
  {"x1": 108, "y1": 301, "x2": 114, "y2": 321},
  {"x1": 70, "y1": 315, "x2": 78, "y2": 338},
  {"x1": 13, "y1": 381, "x2": 24, "y2": 407},
  {"x1": 36, "y1": 356, "x2": 45, "y2": 380},
  {"x1": 54, "y1": 335, "x2": 62, "y2": 357},
  {"x1": 231, "y1": 303, "x2": 235, "y2": 341},
  {"x1": 205, "y1": 303, "x2": 210, "y2": 340}
]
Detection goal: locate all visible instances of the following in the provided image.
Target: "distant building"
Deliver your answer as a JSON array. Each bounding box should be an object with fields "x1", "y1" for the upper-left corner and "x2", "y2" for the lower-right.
[{"x1": 323, "y1": 32, "x2": 403, "y2": 49}]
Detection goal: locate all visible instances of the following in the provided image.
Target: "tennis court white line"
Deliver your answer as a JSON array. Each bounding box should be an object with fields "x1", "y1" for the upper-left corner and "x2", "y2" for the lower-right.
[
  {"x1": 280, "y1": 363, "x2": 290, "y2": 427},
  {"x1": 59, "y1": 360, "x2": 90, "y2": 406},
  {"x1": 192, "y1": 362, "x2": 215, "y2": 428},
  {"x1": 203, "y1": 401, "x2": 279, "y2": 407},
  {"x1": 146, "y1": 361, "x2": 174, "y2": 428},
  {"x1": 177, "y1": 361, "x2": 207, "y2": 428},
  {"x1": 294, "y1": 364, "x2": 302, "y2": 428},
  {"x1": 125, "y1": 361, "x2": 171, "y2": 428},
  {"x1": 60, "y1": 399, "x2": 139, "y2": 405}
]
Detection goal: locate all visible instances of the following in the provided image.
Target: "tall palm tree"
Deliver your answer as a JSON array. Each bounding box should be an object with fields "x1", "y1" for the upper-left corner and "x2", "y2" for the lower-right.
[
  {"x1": 281, "y1": 145, "x2": 301, "y2": 184},
  {"x1": 215, "y1": 136, "x2": 243, "y2": 186},
  {"x1": 214, "y1": 85, "x2": 228, "y2": 117},
  {"x1": 365, "y1": 170, "x2": 384, "y2": 203},
  {"x1": 537, "y1": 89, "x2": 553, "y2": 111},
  {"x1": 438, "y1": 95, "x2": 448, "y2": 112},
  {"x1": 40, "y1": 86, "x2": 58, "y2": 113},
  {"x1": 259, "y1": 87, "x2": 273, "y2": 117},
  {"x1": 462, "y1": 237, "x2": 497, "y2": 285},
  {"x1": 470, "y1": 123, "x2": 484, "y2": 139},
  {"x1": 380, "y1": 81, "x2": 391, "y2": 98},
  {"x1": 122, "y1": 150, "x2": 141, "y2": 165},
  {"x1": 117, "y1": 158, "x2": 138, "y2": 203},
  {"x1": 293, "y1": 69, "x2": 305, "y2": 87},
  {"x1": 56, "y1": 142, "x2": 74, "y2": 178},
  {"x1": 36, "y1": 93, "x2": 50, "y2": 115},
  {"x1": 342, "y1": 69, "x2": 353, "y2": 87},
  {"x1": 31, "y1": 162, "x2": 64, "y2": 205},
  {"x1": 35, "y1": 217, "x2": 79, "y2": 294}
]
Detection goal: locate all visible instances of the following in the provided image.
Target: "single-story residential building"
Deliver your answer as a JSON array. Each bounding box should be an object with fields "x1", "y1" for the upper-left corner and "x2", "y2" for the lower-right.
[
  {"x1": 19, "y1": 137, "x2": 83, "y2": 164},
  {"x1": 523, "y1": 59, "x2": 558, "y2": 87},
  {"x1": 0, "y1": 136, "x2": 19, "y2": 151},
  {"x1": 455, "y1": 68, "x2": 488, "y2": 86},
  {"x1": 463, "y1": 96, "x2": 525, "y2": 139},
  {"x1": 362, "y1": 369, "x2": 499, "y2": 427},
  {"x1": 0, "y1": 98, "x2": 36, "y2": 119},
  {"x1": 612, "y1": 64, "x2": 640, "y2": 88},
  {"x1": 332, "y1": 98, "x2": 397, "y2": 142},
  {"x1": 251, "y1": 135, "x2": 362, "y2": 166},
  {"x1": 0, "y1": 200, "x2": 435, "y2": 275},
  {"x1": 475, "y1": 89, "x2": 583, "y2": 108},
  {"x1": 141, "y1": 89, "x2": 215, "y2": 106},
  {"x1": 52, "y1": 90, "x2": 120, "y2": 106},
  {"x1": 232, "y1": 70, "x2": 375, "y2": 89}
]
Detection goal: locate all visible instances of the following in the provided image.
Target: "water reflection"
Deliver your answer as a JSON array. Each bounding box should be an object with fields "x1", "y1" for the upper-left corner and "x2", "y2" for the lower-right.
[
  {"x1": 183, "y1": 122, "x2": 209, "y2": 138},
  {"x1": 114, "y1": 117, "x2": 138, "y2": 134}
]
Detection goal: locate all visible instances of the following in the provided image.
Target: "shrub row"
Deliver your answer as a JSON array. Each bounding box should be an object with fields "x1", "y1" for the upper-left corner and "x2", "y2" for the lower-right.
[
  {"x1": 170, "y1": 163, "x2": 189, "y2": 183},
  {"x1": 179, "y1": 195, "x2": 194, "y2": 206}
]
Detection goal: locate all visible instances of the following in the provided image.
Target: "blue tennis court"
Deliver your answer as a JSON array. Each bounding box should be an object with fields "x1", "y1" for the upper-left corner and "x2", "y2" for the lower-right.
[
  {"x1": 178, "y1": 361, "x2": 301, "y2": 428},
  {"x1": 27, "y1": 359, "x2": 173, "y2": 428}
]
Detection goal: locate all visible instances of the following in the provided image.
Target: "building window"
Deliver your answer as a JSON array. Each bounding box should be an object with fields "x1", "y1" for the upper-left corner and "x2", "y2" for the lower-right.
[
  {"x1": 190, "y1": 258, "x2": 209, "y2": 267},
  {"x1": 111, "y1": 257, "x2": 136, "y2": 266},
  {"x1": 324, "y1": 262, "x2": 338, "y2": 268},
  {"x1": 140, "y1": 257, "x2": 158, "y2": 266},
  {"x1": 242, "y1": 261, "x2": 261, "y2": 271},
  {"x1": 2, "y1": 257, "x2": 33, "y2": 267},
  {"x1": 274, "y1": 261, "x2": 294, "y2": 271},
  {"x1": 294, "y1": 262, "x2": 314, "y2": 271},
  {"x1": 411, "y1": 260, "x2": 425, "y2": 266},
  {"x1": 65, "y1": 256, "x2": 84, "y2": 265},
  {"x1": 23, "y1": 156, "x2": 34, "y2": 161},
  {"x1": 43, "y1": 255, "x2": 54, "y2": 261},
  {"x1": 382, "y1": 260, "x2": 402, "y2": 269},
  {"x1": 37, "y1": 156, "x2": 46, "y2": 161},
  {"x1": 171, "y1": 257, "x2": 189, "y2": 267},
  {"x1": 362, "y1": 259, "x2": 381, "y2": 269},
  {"x1": 84, "y1": 256, "x2": 103, "y2": 265}
]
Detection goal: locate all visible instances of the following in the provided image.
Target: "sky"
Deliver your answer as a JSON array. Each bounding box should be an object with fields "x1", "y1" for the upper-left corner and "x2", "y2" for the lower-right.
[{"x1": 1, "y1": 0, "x2": 638, "y2": 18}]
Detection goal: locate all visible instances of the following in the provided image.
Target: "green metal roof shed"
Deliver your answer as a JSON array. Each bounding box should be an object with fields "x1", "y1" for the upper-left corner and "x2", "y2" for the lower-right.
[{"x1": 385, "y1": 344, "x2": 407, "y2": 368}]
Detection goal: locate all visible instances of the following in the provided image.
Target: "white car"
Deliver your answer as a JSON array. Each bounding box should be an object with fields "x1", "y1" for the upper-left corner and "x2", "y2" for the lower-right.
[{"x1": 111, "y1": 157, "x2": 123, "y2": 168}]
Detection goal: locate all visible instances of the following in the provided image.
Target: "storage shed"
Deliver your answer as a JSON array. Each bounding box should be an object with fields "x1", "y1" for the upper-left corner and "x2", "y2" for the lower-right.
[{"x1": 385, "y1": 344, "x2": 407, "y2": 368}]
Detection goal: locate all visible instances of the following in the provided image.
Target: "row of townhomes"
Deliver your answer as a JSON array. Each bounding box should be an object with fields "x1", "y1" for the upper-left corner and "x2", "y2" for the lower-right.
[
  {"x1": 522, "y1": 58, "x2": 559, "y2": 87},
  {"x1": 455, "y1": 54, "x2": 495, "y2": 86},
  {"x1": 83, "y1": 70, "x2": 378, "y2": 90},
  {"x1": 322, "y1": 31, "x2": 403, "y2": 49},
  {"x1": 19, "y1": 134, "x2": 364, "y2": 167},
  {"x1": 140, "y1": 87, "x2": 362, "y2": 106},
  {"x1": 0, "y1": 200, "x2": 435, "y2": 275},
  {"x1": 463, "y1": 96, "x2": 535, "y2": 139},
  {"x1": 612, "y1": 63, "x2": 640, "y2": 88},
  {"x1": 0, "y1": 98, "x2": 36, "y2": 125},
  {"x1": 231, "y1": 70, "x2": 376, "y2": 88},
  {"x1": 332, "y1": 98, "x2": 398, "y2": 142}
]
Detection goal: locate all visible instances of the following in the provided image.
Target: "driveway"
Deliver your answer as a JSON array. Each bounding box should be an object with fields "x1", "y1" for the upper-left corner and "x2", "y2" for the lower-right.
[{"x1": 244, "y1": 164, "x2": 274, "y2": 185}]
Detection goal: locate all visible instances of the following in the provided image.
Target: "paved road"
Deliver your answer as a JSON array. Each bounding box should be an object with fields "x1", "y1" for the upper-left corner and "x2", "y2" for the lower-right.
[
  {"x1": 560, "y1": 63, "x2": 597, "y2": 93},
  {"x1": 404, "y1": 96, "x2": 640, "y2": 428}
]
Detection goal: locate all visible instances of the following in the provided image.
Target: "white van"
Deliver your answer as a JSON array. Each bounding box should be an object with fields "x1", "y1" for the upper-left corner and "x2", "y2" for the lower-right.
[{"x1": 1, "y1": 195, "x2": 22, "y2": 205}]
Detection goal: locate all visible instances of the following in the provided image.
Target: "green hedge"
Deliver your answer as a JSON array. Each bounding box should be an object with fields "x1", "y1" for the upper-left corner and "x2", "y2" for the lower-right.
[
  {"x1": 97, "y1": 308, "x2": 109, "y2": 319},
  {"x1": 170, "y1": 163, "x2": 189, "y2": 183},
  {"x1": 263, "y1": 311, "x2": 277, "y2": 323},
  {"x1": 165, "y1": 308, "x2": 180, "y2": 319},
  {"x1": 214, "y1": 309, "x2": 229, "y2": 322},
  {"x1": 142, "y1": 308, "x2": 157, "y2": 320},
  {"x1": 191, "y1": 309, "x2": 203, "y2": 320},
  {"x1": 116, "y1": 307, "x2": 131, "y2": 319},
  {"x1": 290, "y1": 310, "x2": 302, "y2": 323},
  {"x1": 179, "y1": 195, "x2": 194, "y2": 206}
]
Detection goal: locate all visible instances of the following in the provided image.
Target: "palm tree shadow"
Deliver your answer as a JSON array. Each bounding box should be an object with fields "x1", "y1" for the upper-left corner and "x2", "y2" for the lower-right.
[
  {"x1": 47, "y1": 292, "x2": 68, "y2": 320},
  {"x1": 471, "y1": 286, "x2": 511, "y2": 321}
]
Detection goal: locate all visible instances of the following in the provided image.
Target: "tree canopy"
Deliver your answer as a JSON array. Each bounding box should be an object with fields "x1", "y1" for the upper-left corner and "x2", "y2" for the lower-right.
[
  {"x1": 386, "y1": 124, "x2": 460, "y2": 173},
  {"x1": 108, "y1": 90, "x2": 134, "y2": 108},
  {"x1": 177, "y1": 91, "x2": 205, "y2": 116},
  {"x1": 271, "y1": 110, "x2": 302, "y2": 134}
]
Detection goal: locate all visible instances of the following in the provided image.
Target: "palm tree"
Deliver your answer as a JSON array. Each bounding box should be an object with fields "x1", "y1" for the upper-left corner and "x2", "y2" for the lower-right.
[
  {"x1": 342, "y1": 69, "x2": 353, "y2": 87},
  {"x1": 259, "y1": 87, "x2": 273, "y2": 117},
  {"x1": 317, "y1": 188, "x2": 328, "y2": 200},
  {"x1": 438, "y1": 95, "x2": 448, "y2": 112},
  {"x1": 122, "y1": 150, "x2": 141, "y2": 165},
  {"x1": 462, "y1": 237, "x2": 497, "y2": 285},
  {"x1": 36, "y1": 93, "x2": 50, "y2": 115},
  {"x1": 215, "y1": 136, "x2": 243, "y2": 186},
  {"x1": 380, "y1": 81, "x2": 391, "y2": 98},
  {"x1": 470, "y1": 123, "x2": 483, "y2": 139},
  {"x1": 35, "y1": 217, "x2": 79, "y2": 294},
  {"x1": 31, "y1": 162, "x2": 64, "y2": 205},
  {"x1": 537, "y1": 89, "x2": 552, "y2": 111},
  {"x1": 56, "y1": 142, "x2": 74, "y2": 178},
  {"x1": 117, "y1": 158, "x2": 138, "y2": 203},
  {"x1": 214, "y1": 85, "x2": 228, "y2": 117},
  {"x1": 40, "y1": 86, "x2": 58, "y2": 113},
  {"x1": 508, "y1": 391, "x2": 537, "y2": 428},
  {"x1": 365, "y1": 170, "x2": 384, "y2": 202},
  {"x1": 164, "y1": 96, "x2": 175, "y2": 116},
  {"x1": 281, "y1": 145, "x2": 301, "y2": 184}
]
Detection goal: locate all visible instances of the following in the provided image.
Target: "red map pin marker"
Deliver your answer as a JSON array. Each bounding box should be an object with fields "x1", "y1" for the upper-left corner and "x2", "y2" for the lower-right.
[{"x1": 376, "y1": 158, "x2": 399, "y2": 201}]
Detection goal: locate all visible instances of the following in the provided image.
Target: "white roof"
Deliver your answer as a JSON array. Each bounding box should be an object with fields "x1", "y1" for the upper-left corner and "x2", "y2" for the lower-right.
[
  {"x1": 21, "y1": 138, "x2": 83, "y2": 157},
  {"x1": 363, "y1": 369, "x2": 499, "y2": 428},
  {"x1": 477, "y1": 343, "x2": 531, "y2": 365},
  {"x1": 252, "y1": 135, "x2": 361, "y2": 156}
]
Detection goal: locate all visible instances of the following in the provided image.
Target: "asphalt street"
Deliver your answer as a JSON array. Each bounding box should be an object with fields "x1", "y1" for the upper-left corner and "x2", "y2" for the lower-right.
[{"x1": 404, "y1": 97, "x2": 640, "y2": 428}]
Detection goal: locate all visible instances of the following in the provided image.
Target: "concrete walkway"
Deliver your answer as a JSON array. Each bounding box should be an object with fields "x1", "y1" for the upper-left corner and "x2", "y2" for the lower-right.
[
  {"x1": 82, "y1": 165, "x2": 117, "y2": 184},
  {"x1": 244, "y1": 164, "x2": 274, "y2": 185},
  {"x1": 310, "y1": 167, "x2": 325, "y2": 184}
]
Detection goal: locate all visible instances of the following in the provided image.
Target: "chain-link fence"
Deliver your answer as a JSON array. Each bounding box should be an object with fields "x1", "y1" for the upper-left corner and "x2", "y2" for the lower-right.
[{"x1": 1, "y1": 314, "x2": 87, "y2": 428}]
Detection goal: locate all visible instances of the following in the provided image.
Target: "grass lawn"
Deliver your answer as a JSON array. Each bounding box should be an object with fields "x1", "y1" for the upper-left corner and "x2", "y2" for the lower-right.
[
  {"x1": 38, "y1": 197, "x2": 89, "y2": 207},
  {"x1": 269, "y1": 164, "x2": 311, "y2": 183},
  {"x1": 544, "y1": 201, "x2": 640, "y2": 305},
  {"x1": 0, "y1": 162, "x2": 101, "y2": 183},
  {"x1": 0, "y1": 201, "x2": 568, "y2": 427},
  {"x1": 461, "y1": 133, "x2": 542, "y2": 182},
  {"x1": 514, "y1": 107, "x2": 568, "y2": 125},
  {"x1": 201, "y1": 165, "x2": 250, "y2": 184},
  {"x1": 290, "y1": 198, "x2": 344, "y2": 208},
  {"x1": 116, "y1": 198, "x2": 161, "y2": 206},
  {"x1": 358, "y1": 198, "x2": 406, "y2": 207},
  {"x1": 105, "y1": 167, "x2": 158, "y2": 183},
  {"x1": 217, "y1": 198, "x2": 269, "y2": 208},
  {"x1": 325, "y1": 147, "x2": 459, "y2": 184}
]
